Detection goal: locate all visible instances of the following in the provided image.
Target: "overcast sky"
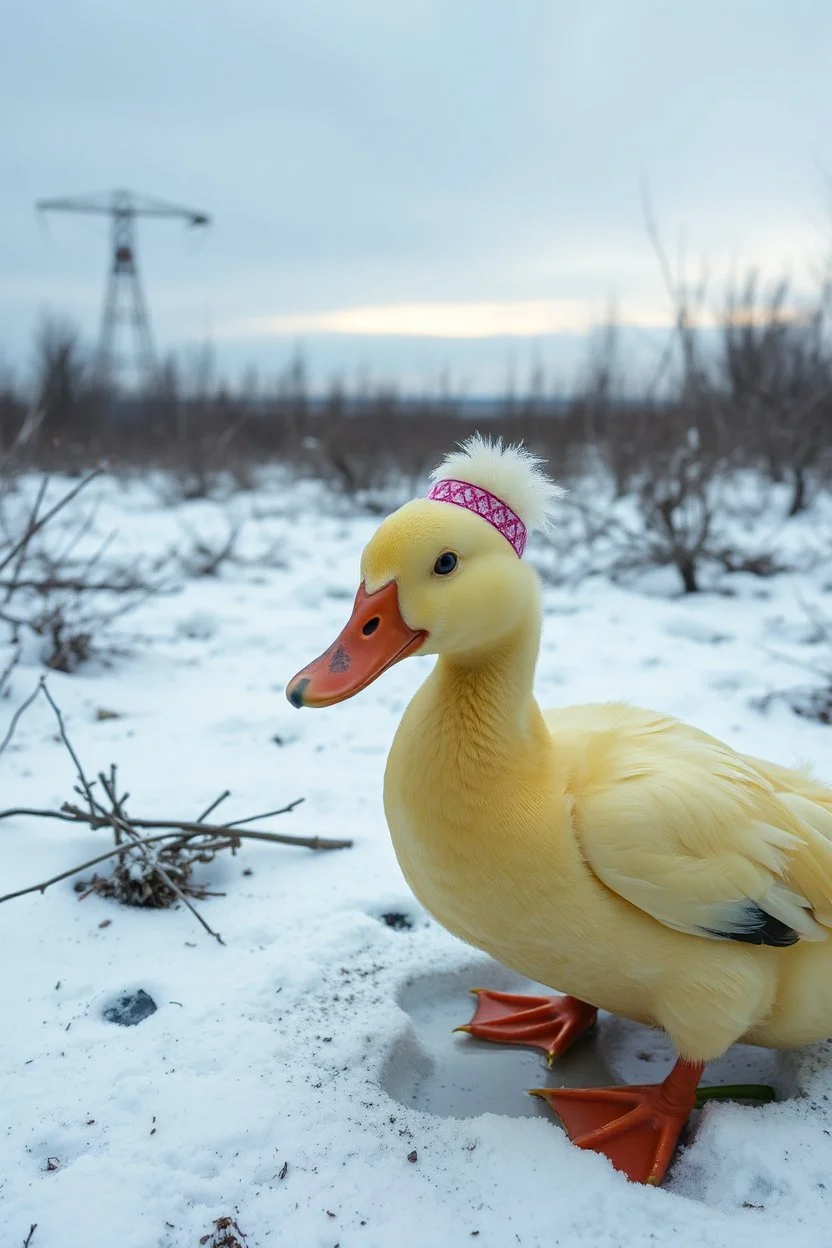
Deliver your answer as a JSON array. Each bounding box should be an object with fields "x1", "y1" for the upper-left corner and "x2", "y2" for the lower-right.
[{"x1": 2, "y1": 0, "x2": 831, "y2": 393}]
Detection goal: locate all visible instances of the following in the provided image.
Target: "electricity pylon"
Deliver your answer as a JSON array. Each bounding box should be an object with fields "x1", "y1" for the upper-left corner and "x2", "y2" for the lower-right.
[{"x1": 36, "y1": 188, "x2": 210, "y2": 390}]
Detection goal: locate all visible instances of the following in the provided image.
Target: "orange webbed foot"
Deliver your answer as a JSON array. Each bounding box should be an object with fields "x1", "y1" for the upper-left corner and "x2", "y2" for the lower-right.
[
  {"x1": 456, "y1": 989, "x2": 598, "y2": 1063},
  {"x1": 532, "y1": 1059, "x2": 704, "y2": 1185}
]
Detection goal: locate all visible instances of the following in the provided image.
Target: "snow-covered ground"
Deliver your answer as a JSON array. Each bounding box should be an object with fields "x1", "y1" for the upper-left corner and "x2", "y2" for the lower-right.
[{"x1": 2, "y1": 469, "x2": 832, "y2": 1248}]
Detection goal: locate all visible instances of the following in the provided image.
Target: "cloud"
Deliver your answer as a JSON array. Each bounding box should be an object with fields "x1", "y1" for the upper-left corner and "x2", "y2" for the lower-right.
[{"x1": 239, "y1": 299, "x2": 674, "y2": 340}]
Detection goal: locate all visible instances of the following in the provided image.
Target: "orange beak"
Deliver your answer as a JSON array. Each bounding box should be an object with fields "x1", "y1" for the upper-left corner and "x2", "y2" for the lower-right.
[{"x1": 286, "y1": 581, "x2": 427, "y2": 708}]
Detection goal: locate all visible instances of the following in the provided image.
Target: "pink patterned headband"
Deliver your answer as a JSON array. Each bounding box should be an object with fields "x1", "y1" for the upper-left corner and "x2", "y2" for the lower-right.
[{"x1": 426, "y1": 478, "x2": 527, "y2": 558}]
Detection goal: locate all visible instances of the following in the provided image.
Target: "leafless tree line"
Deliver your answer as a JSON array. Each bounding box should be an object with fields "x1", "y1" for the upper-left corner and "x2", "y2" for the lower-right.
[
  {"x1": 0, "y1": 265, "x2": 830, "y2": 596},
  {"x1": 3, "y1": 272, "x2": 829, "y2": 494}
]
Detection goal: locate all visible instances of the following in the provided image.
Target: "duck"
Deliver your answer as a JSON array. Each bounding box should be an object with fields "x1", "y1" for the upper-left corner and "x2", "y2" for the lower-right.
[{"x1": 286, "y1": 434, "x2": 832, "y2": 1185}]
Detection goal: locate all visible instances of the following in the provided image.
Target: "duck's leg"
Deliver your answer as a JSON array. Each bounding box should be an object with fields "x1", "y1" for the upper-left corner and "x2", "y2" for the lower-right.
[
  {"x1": 456, "y1": 989, "x2": 598, "y2": 1062},
  {"x1": 532, "y1": 1058, "x2": 704, "y2": 1185}
]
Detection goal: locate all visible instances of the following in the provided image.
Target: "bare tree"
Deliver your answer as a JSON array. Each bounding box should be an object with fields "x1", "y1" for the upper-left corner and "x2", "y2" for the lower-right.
[
  {"x1": 717, "y1": 273, "x2": 832, "y2": 514},
  {"x1": 31, "y1": 314, "x2": 97, "y2": 450}
]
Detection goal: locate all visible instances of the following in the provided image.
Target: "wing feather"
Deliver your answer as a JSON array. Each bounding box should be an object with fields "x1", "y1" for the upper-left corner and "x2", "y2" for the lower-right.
[{"x1": 571, "y1": 711, "x2": 832, "y2": 945}]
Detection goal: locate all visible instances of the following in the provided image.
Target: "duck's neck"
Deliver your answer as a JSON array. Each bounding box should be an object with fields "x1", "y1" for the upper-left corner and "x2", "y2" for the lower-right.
[
  {"x1": 387, "y1": 598, "x2": 569, "y2": 911},
  {"x1": 408, "y1": 606, "x2": 553, "y2": 792},
  {"x1": 433, "y1": 615, "x2": 543, "y2": 750}
]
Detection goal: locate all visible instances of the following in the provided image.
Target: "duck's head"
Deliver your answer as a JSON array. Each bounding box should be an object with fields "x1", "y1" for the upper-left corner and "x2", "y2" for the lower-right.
[{"x1": 286, "y1": 435, "x2": 561, "y2": 708}]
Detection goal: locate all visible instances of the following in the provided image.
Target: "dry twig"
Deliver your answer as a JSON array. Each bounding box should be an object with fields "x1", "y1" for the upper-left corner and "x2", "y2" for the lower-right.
[
  {"x1": 0, "y1": 679, "x2": 43, "y2": 757},
  {"x1": 0, "y1": 469, "x2": 175, "y2": 671},
  {"x1": 0, "y1": 683, "x2": 350, "y2": 940},
  {"x1": 0, "y1": 469, "x2": 102, "y2": 578},
  {"x1": 0, "y1": 641, "x2": 20, "y2": 698}
]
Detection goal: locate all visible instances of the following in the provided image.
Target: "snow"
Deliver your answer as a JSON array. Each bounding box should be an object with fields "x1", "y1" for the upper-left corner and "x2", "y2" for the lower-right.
[{"x1": 2, "y1": 469, "x2": 832, "y2": 1247}]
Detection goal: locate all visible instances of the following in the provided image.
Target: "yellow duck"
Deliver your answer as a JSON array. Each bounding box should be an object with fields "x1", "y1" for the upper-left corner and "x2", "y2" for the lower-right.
[{"x1": 287, "y1": 435, "x2": 832, "y2": 1185}]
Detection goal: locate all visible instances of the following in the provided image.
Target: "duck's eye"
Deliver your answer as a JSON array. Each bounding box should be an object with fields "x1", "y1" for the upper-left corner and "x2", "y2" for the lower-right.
[{"x1": 433, "y1": 551, "x2": 458, "y2": 576}]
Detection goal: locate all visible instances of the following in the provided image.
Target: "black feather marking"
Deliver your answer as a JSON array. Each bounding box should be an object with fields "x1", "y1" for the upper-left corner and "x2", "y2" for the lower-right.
[{"x1": 702, "y1": 901, "x2": 800, "y2": 947}]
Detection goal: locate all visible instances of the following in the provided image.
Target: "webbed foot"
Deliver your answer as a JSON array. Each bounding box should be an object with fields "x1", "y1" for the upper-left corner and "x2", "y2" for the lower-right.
[
  {"x1": 456, "y1": 989, "x2": 598, "y2": 1063},
  {"x1": 531, "y1": 1059, "x2": 704, "y2": 1185}
]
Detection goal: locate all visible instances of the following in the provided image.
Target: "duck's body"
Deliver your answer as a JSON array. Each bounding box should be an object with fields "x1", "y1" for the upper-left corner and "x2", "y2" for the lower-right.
[
  {"x1": 386, "y1": 586, "x2": 832, "y2": 1063},
  {"x1": 387, "y1": 646, "x2": 832, "y2": 1058},
  {"x1": 288, "y1": 435, "x2": 832, "y2": 1184}
]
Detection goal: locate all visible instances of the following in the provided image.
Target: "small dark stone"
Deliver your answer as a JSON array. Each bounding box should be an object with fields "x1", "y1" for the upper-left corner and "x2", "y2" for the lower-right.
[
  {"x1": 103, "y1": 989, "x2": 157, "y2": 1027},
  {"x1": 381, "y1": 912, "x2": 413, "y2": 931},
  {"x1": 407, "y1": 1150, "x2": 417, "y2": 1163}
]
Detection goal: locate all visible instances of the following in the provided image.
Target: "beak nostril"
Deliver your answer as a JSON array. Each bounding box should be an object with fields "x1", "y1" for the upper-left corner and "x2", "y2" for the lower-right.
[{"x1": 362, "y1": 617, "x2": 381, "y2": 637}]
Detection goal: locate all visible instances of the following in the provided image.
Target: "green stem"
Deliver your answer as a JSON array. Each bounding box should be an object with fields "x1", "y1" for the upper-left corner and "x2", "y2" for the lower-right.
[{"x1": 695, "y1": 1084, "x2": 775, "y2": 1107}]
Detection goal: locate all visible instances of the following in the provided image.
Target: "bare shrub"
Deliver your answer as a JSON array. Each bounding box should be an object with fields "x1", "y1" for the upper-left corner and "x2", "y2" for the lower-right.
[
  {"x1": 177, "y1": 516, "x2": 243, "y2": 578},
  {"x1": 306, "y1": 382, "x2": 434, "y2": 503},
  {"x1": 552, "y1": 381, "x2": 796, "y2": 594},
  {"x1": 28, "y1": 316, "x2": 107, "y2": 469},
  {"x1": 756, "y1": 599, "x2": 832, "y2": 725},
  {"x1": 147, "y1": 348, "x2": 255, "y2": 502},
  {"x1": 538, "y1": 284, "x2": 733, "y2": 593},
  {"x1": 0, "y1": 363, "x2": 28, "y2": 465},
  {"x1": 716, "y1": 273, "x2": 832, "y2": 514},
  {"x1": 629, "y1": 424, "x2": 719, "y2": 593},
  {"x1": 567, "y1": 224, "x2": 826, "y2": 593},
  {"x1": 0, "y1": 470, "x2": 171, "y2": 670}
]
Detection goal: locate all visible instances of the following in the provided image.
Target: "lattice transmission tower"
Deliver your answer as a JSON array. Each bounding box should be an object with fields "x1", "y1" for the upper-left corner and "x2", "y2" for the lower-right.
[{"x1": 36, "y1": 188, "x2": 210, "y2": 389}]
